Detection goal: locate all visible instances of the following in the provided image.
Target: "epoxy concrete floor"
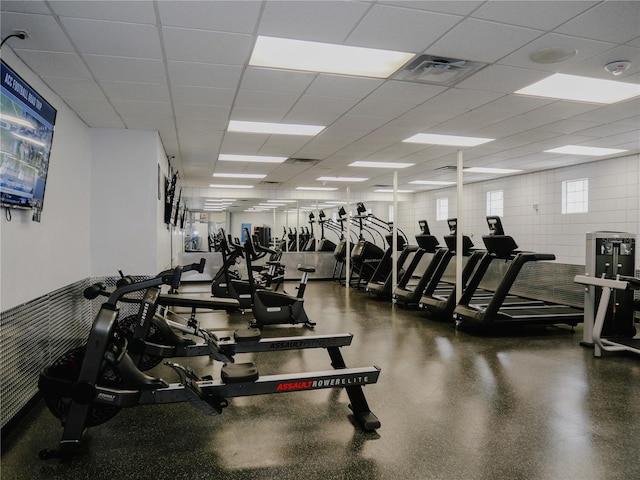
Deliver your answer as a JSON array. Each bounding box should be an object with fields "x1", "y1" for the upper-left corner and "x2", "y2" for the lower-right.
[{"x1": 2, "y1": 280, "x2": 640, "y2": 480}]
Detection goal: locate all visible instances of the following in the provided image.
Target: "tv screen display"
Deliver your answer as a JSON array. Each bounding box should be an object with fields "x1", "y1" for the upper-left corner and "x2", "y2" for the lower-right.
[{"x1": 1, "y1": 60, "x2": 57, "y2": 210}]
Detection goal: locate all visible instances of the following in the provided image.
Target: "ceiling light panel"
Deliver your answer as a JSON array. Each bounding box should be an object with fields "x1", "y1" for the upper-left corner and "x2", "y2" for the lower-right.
[
  {"x1": 409, "y1": 180, "x2": 457, "y2": 185},
  {"x1": 209, "y1": 184, "x2": 254, "y2": 189},
  {"x1": 316, "y1": 176, "x2": 369, "y2": 182},
  {"x1": 212, "y1": 173, "x2": 266, "y2": 179},
  {"x1": 544, "y1": 145, "x2": 628, "y2": 156},
  {"x1": 228, "y1": 120, "x2": 325, "y2": 135},
  {"x1": 374, "y1": 189, "x2": 415, "y2": 193},
  {"x1": 403, "y1": 133, "x2": 495, "y2": 147},
  {"x1": 250, "y1": 36, "x2": 414, "y2": 78},
  {"x1": 349, "y1": 161, "x2": 415, "y2": 168},
  {"x1": 296, "y1": 186, "x2": 339, "y2": 191},
  {"x1": 218, "y1": 154, "x2": 287, "y2": 163},
  {"x1": 515, "y1": 73, "x2": 640, "y2": 104},
  {"x1": 464, "y1": 167, "x2": 522, "y2": 174}
]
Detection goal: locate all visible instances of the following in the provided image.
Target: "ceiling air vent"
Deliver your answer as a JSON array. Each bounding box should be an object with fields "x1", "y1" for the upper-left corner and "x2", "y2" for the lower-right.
[
  {"x1": 374, "y1": 184, "x2": 392, "y2": 188},
  {"x1": 285, "y1": 158, "x2": 321, "y2": 165},
  {"x1": 436, "y1": 165, "x2": 458, "y2": 171},
  {"x1": 259, "y1": 180, "x2": 282, "y2": 185},
  {"x1": 393, "y1": 55, "x2": 486, "y2": 86}
]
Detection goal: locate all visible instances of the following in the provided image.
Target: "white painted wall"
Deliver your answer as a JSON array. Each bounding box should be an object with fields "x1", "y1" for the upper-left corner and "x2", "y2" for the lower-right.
[
  {"x1": 90, "y1": 129, "x2": 170, "y2": 276},
  {"x1": 397, "y1": 154, "x2": 640, "y2": 267},
  {"x1": 0, "y1": 50, "x2": 92, "y2": 311}
]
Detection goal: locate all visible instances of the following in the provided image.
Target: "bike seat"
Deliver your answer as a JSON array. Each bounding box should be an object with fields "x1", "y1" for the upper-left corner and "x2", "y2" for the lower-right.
[
  {"x1": 221, "y1": 362, "x2": 259, "y2": 384},
  {"x1": 298, "y1": 267, "x2": 315, "y2": 273},
  {"x1": 234, "y1": 328, "x2": 261, "y2": 343}
]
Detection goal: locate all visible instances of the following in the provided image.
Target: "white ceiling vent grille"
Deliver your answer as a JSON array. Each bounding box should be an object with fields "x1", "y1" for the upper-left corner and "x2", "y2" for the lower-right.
[
  {"x1": 393, "y1": 55, "x2": 486, "y2": 86},
  {"x1": 285, "y1": 158, "x2": 320, "y2": 165}
]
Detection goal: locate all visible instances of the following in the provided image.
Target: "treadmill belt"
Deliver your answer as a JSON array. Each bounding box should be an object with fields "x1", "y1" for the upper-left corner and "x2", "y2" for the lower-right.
[{"x1": 498, "y1": 305, "x2": 582, "y2": 319}]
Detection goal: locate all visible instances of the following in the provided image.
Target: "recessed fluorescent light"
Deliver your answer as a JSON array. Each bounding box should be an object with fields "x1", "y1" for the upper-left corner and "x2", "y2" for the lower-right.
[
  {"x1": 258, "y1": 203, "x2": 286, "y2": 207},
  {"x1": 326, "y1": 201, "x2": 346, "y2": 204},
  {"x1": 267, "y1": 199, "x2": 297, "y2": 203},
  {"x1": 250, "y1": 35, "x2": 414, "y2": 78},
  {"x1": 349, "y1": 161, "x2": 415, "y2": 168},
  {"x1": 3, "y1": 114, "x2": 35, "y2": 129},
  {"x1": 212, "y1": 173, "x2": 266, "y2": 179},
  {"x1": 11, "y1": 132, "x2": 46, "y2": 148},
  {"x1": 316, "y1": 176, "x2": 368, "y2": 182},
  {"x1": 209, "y1": 184, "x2": 254, "y2": 189},
  {"x1": 409, "y1": 180, "x2": 456, "y2": 185},
  {"x1": 228, "y1": 120, "x2": 325, "y2": 136},
  {"x1": 403, "y1": 133, "x2": 494, "y2": 147},
  {"x1": 463, "y1": 167, "x2": 522, "y2": 174},
  {"x1": 218, "y1": 154, "x2": 287, "y2": 163},
  {"x1": 544, "y1": 145, "x2": 628, "y2": 156},
  {"x1": 515, "y1": 73, "x2": 640, "y2": 104},
  {"x1": 296, "y1": 186, "x2": 339, "y2": 191},
  {"x1": 374, "y1": 189, "x2": 415, "y2": 193}
]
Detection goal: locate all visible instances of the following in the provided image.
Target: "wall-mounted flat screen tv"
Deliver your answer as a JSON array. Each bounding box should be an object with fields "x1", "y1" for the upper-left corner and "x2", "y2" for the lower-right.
[{"x1": 1, "y1": 60, "x2": 57, "y2": 210}]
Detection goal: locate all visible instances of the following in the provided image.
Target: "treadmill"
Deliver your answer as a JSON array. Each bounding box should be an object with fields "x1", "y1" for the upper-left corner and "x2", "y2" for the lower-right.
[
  {"x1": 453, "y1": 216, "x2": 583, "y2": 330},
  {"x1": 420, "y1": 218, "x2": 485, "y2": 319},
  {"x1": 367, "y1": 234, "x2": 415, "y2": 298},
  {"x1": 393, "y1": 220, "x2": 444, "y2": 307}
]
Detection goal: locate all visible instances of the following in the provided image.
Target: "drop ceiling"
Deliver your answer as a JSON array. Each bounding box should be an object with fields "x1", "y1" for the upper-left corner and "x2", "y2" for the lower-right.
[{"x1": 1, "y1": 0, "x2": 639, "y2": 212}]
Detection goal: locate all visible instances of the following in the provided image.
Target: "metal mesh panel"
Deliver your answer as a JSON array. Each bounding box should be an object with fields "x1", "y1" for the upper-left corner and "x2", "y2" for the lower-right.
[{"x1": 0, "y1": 279, "x2": 91, "y2": 428}]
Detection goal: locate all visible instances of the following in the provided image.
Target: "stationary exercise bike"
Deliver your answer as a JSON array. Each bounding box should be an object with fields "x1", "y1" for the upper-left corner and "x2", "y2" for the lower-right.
[{"x1": 38, "y1": 263, "x2": 381, "y2": 460}]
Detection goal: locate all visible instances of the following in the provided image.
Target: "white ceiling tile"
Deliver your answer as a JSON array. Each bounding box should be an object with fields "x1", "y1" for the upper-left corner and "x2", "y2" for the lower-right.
[
  {"x1": 259, "y1": 136, "x2": 313, "y2": 156},
  {"x1": 0, "y1": 13, "x2": 75, "y2": 52},
  {"x1": 534, "y1": 119, "x2": 600, "y2": 135},
  {"x1": 1, "y1": 1, "x2": 50, "y2": 15},
  {"x1": 347, "y1": 4, "x2": 462, "y2": 52},
  {"x1": 574, "y1": 123, "x2": 637, "y2": 138},
  {"x1": 457, "y1": 65, "x2": 549, "y2": 94},
  {"x1": 421, "y1": 88, "x2": 504, "y2": 113},
  {"x1": 428, "y1": 19, "x2": 543, "y2": 63},
  {"x1": 157, "y1": 0, "x2": 261, "y2": 33},
  {"x1": 167, "y1": 61, "x2": 242, "y2": 88},
  {"x1": 41, "y1": 76, "x2": 104, "y2": 99},
  {"x1": 435, "y1": 109, "x2": 516, "y2": 134},
  {"x1": 240, "y1": 67, "x2": 317, "y2": 94},
  {"x1": 556, "y1": 1, "x2": 640, "y2": 44},
  {"x1": 230, "y1": 106, "x2": 287, "y2": 123},
  {"x1": 471, "y1": 1, "x2": 597, "y2": 30},
  {"x1": 62, "y1": 97, "x2": 124, "y2": 128},
  {"x1": 84, "y1": 55, "x2": 167, "y2": 83},
  {"x1": 289, "y1": 95, "x2": 360, "y2": 116},
  {"x1": 377, "y1": 1, "x2": 483, "y2": 16},
  {"x1": 50, "y1": 1, "x2": 156, "y2": 24},
  {"x1": 626, "y1": 36, "x2": 640, "y2": 48},
  {"x1": 111, "y1": 100, "x2": 173, "y2": 121},
  {"x1": 283, "y1": 109, "x2": 343, "y2": 126},
  {"x1": 498, "y1": 33, "x2": 616, "y2": 72},
  {"x1": 347, "y1": 100, "x2": 415, "y2": 120},
  {"x1": 572, "y1": 100, "x2": 640, "y2": 125},
  {"x1": 234, "y1": 89, "x2": 300, "y2": 112},
  {"x1": 13, "y1": 50, "x2": 91, "y2": 79},
  {"x1": 367, "y1": 80, "x2": 446, "y2": 104},
  {"x1": 162, "y1": 27, "x2": 253, "y2": 65},
  {"x1": 479, "y1": 95, "x2": 554, "y2": 115},
  {"x1": 174, "y1": 104, "x2": 230, "y2": 130},
  {"x1": 306, "y1": 74, "x2": 383, "y2": 99},
  {"x1": 526, "y1": 100, "x2": 601, "y2": 121},
  {"x1": 100, "y1": 81, "x2": 170, "y2": 103},
  {"x1": 171, "y1": 85, "x2": 236, "y2": 107},
  {"x1": 258, "y1": 1, "x2": 370, "y2": 43},
  {"x1": 60, "y1": 17, "x2": 162, "y2": 58}
]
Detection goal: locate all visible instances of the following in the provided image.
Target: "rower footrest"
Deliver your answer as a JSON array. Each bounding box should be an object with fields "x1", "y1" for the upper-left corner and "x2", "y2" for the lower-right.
[{"x1": 221, "y1": 362, "x2": 259, "y2": 384}]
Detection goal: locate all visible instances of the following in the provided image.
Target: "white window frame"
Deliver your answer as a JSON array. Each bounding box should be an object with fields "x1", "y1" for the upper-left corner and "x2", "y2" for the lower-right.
[
  {"x1": 486, "y1": 190, "x2": 504, "y2": 217},
  {"x1": 436, "y1": 197, "x2": 448, "y2": 221},
  {"x1": 562, "y1": 178, "x2": 589, "y2": 214}
]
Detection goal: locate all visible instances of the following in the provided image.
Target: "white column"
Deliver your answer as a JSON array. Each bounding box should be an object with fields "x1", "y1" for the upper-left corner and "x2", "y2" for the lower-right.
[
  {"x1": 392, "y1": 170, "x2": 398, "y2": 296},
  {"x1": 456, "y1": 150, "x2": 463, "y2": 303}
]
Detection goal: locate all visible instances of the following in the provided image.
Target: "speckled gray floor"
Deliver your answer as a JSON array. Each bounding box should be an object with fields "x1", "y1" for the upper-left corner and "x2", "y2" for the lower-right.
[{"x1": 2, "y1": 280, "x2": 640, "y2": 480}]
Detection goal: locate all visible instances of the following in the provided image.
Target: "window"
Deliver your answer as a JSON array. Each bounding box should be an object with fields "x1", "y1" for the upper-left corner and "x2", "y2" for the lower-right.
[
  {"x1": 562, "y1": 178, "x2": 588, "y2": 214},
  {"x1": 436, "y1": 198, "x2": 448, "y2": 221},
  {"x1": 486, "y1": 190, "x2": 503, "y2": 216}
]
